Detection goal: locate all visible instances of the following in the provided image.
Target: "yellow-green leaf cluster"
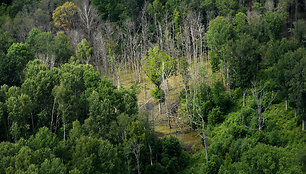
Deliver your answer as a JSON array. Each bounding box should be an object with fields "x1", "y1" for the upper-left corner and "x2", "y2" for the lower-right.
[{"x1": 52, "y1": 2, "x2": 78, "y2": 31}]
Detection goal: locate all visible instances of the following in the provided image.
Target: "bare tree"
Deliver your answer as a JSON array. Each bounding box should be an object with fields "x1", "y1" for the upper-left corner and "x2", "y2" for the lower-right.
[
  {"x1": 33, "y1": 8, "x2": 50, "y2": 32},
  {"x1": 13, "y1": 11, "x2": 34, "y2": 42},
  {"x1": 124, "y1": 18, "x2": 142, "y2": 84},
  {"x1": 184, "y1": 86, "x2": 209, "y2": 161},
  {"x1": 92, "y1": 30, "x2": 108, "y2": 75},
  {"x1": 162, "y1": 62, "x2": 175, "y2": 129},
  {"x1": 251, "y1": 81, "x2": 277, "y2": 131},
  {"x1": 77, "y1": 0, "x2": 99, "y2": 45},
  {"x1": 102, "y1": 22, "x2": 123, "y2": 88},
  {"x1": 140, "y1": 2, "x2": 150, "y2": 108}
]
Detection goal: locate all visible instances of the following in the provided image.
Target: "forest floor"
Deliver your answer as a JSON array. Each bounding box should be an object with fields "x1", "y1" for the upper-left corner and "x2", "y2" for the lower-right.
[{"x1": 118, "y1": 67, "x2": 202, "y2": 151}]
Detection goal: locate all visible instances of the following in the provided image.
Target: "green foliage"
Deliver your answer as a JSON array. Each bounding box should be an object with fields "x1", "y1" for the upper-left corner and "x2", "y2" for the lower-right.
[
  {"x1": 265, "y1": 38, "x2": 299, "y2": 66},
  {"x1": 159, "y1": 136, "x2": 189, "y2": 173},
  {"x1": 148, "y1": 0, "x2": 165, "y2": 20},
  {"x1": 91, "y1": 0, "x2": 124, "y2": 22},
  {"x1": 229, "y1": 138, "x2": 256, "y2": 162},
  {"x1": 206, "y1": 16, "x2": 233, "y2": 71},
  {"x1": 288, "y1": 48, "x2": 306, "y2": 119},
  {"x1": 26, "y1": 28, "x2": 41, "y2": 46},
  {"x1": 200, "y1": 0, "x2": 245, "y2": 22},
  {"x1": 273, "y1": 44, "x2": 299, "y2": 101},
  {"x1": 6, "y1": 94, "x2": 32, "y2": 141},
  {"x1": 0, "y1": 43, "x2": 34, "y2": 86},
  {"x1": 293, "y1": 20, "x2": 306, "y2": 47},
  {"x1": 253, "y1": 2, "x2": 265, "y2": 13},
  {"x1": 26, "y1": 29, "x2": 73, "y2": 67},
  {"x1": 0, "y1": 28, "x2": 13, "y2": 53},
  {"x1": 83, "y1": 69, "x2": 100, "y2": 89},
  {"x1": 26, "y1": 127, "x2": 58, "y2": 150},
  {"x1": 72, "y1": 136, "x2": 117, "y2": 173},
  {"x1": 232, "y1": 12, "x2": 247, "y2": 33},
  {"x1": 40, "y1": 158, "x2": 66, "y2": 174},
  {"x1": 76, "y1": 39, "x2": 93, "y2": 64},
  {"x1": 228, "y1": 33, "x2": 260, "y2": 89},
  {"x1": 142, "y1": 46, "x2": 177, "y2": 88},
  {"x1": 263, "y1": 12, "x2": 287, "y2": 41},
  {"x1": 0, "y1": 1, "x2": 306, "y2": 173},
  {"x1": 150, "y1": 87, "x2": 165, "y2": 103},
  {"x1": 215, "y1": 0, "x2": 239, "y2": 17},
  {"x1": 239, "y1": 144, "x2": 302, "y2": 173},
  {"x1": 54, "y1": 32, "x2": 74, "y2": 65},
  {"x1": 29, "y1": 31, "x2": 54, "y2": 56},
  {"x1": 208, "y1": 106, "x2": 222, "y2": 126},
  {"x1": 192, "y1": 81, "x2": 231, "y2": 125}
]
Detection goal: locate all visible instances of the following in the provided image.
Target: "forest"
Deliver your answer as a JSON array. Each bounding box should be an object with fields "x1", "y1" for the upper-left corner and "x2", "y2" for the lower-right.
[{"x1": 0, "y1": 0, "x2": 305, "y2": 173}]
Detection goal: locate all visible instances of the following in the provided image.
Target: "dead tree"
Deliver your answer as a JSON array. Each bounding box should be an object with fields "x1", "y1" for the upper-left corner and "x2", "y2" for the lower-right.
[
  {"x1": 251, "y1": 81, "x2": 277, "y2": 131},
  {"x1": 78, "y1": 0, "x2": 99, "y2": 45},
  {"x1": 185, "y1": 93, "x2": 209, "y2": 161},
  {"x1": 162, "y1": 62, "x2": 175, "y2": 129}
]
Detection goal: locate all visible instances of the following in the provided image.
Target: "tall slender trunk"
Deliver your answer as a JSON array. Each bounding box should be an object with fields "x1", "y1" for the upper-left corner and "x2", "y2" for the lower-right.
[
  {"x1": 226, "y1": 64, "x2": 230, "y2": 93},
  {"x1": 162, "y1": 62, "x2": 171, "y2": 129},
  {"x1": 258, "y1": 104, "x2": 263, "y2": 131},
  {"x1": 149, "y1": 144, "x2": 153, "y2": 166},
  {"x1": 51, "y1": 97, "x2": 56, "y2": 132},
  {"x1": 285, "y1": 98, "x2": 288, "y2": 111},
  {"x1": 192, "y1": 86, "x2": 196, "y2": 130},
  {"x1": 202, "y1": 119, "x2": 208, "y2": 161},
  {"x1": 184, "y1": 82, "x2": 189, "y2": 117},
  {"x1": 144, "y1": 78, "x2": 147, "y2": 110},
  {"x1": 243, "y1": 89, "x2": 246, "y2": 107},
  {"x1": 55, "y1": 113, "x2": 60, "y2": 134},
  {"x1": 126, "y1": 154, "x2": 131, "y2": 174},
  {"x1": 138, "y1": 63, "x2": 142, "y2": 84},
  {"x1": 258, "y1": 117, "x2": 263, "y2": 131},
  {"x1": 64, "y1": 122, "x2": 66, "y2": 142},
  {"x1": 165, "y1": 78, "x2": 171, "y2": 129},
  {"x1": 117, "y1": 63, "x2": 121, "y2": 90},
  {"x1": 133, "y1": 146, "x2": 141, "y2": 174},
  {"x1": 136, "y1": 157, "x2": 140, "y2": 174}
]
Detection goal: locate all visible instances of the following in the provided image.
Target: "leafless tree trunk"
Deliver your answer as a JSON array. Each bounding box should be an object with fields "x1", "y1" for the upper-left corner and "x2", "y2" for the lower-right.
[
  {"x1": 63, "y1": 121, "x2": 66, "y2": 142},
  {"x1": 162, "y1": 62, "x2": 172, "y2": 129},
  {"x1": 130, "y1": 141, "x2": 141, "y2": 174},
  {"x1": 148, "y1": 144, "x2": 153, "y2": 166},
  {"x1": 158, "y1": 102, "x2": 162, "y2": 114},
  {"x1": 141, "y1": 3, "x2": 150, "y2": 108},
  {"x1": 187, "y1": 100, "x2": 209, "y2": 161},
  {"x1": 201, "y1": 116, "x2": 208, "y2": 161},
  {"x1": 251, "y1": 81, "x2": 276, "y2": 131},
  {"x1": 92, "y1": 31, "x2": 108, "y2": 75},
  {"x1": 76, "y1": 0, "x2": 100, "y2": 45}
]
